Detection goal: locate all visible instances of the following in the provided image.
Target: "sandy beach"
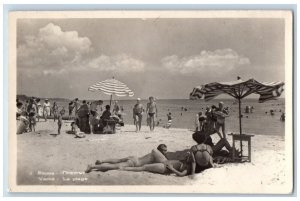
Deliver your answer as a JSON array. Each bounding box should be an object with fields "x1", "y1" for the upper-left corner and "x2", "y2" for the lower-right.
[{"x1": 15, "y1": 119, "x2": 290, "y2": 193}]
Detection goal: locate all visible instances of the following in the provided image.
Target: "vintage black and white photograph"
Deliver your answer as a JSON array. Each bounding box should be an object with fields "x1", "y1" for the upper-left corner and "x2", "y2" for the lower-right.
[{"x1": 9, "y1": 11, "x2": 293, "y2": 193}]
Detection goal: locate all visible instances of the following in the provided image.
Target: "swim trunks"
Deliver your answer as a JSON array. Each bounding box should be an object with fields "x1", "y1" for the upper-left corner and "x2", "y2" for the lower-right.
[{"x1": 148, "y1": 113, "x2": 155, "y2": 117}]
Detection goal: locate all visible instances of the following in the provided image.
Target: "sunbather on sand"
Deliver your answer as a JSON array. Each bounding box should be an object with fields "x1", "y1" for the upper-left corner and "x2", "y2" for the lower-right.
[
  {"x1": 85, "y1": 144, "x2": 169, "y2": 173},
  {"x1": 122, "y1": 158, "x2": 192, "y2": 177}
]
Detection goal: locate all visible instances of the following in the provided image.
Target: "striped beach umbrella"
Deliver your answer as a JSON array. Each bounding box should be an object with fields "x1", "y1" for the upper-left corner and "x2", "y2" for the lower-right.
[
  {"x1": 190, "y1": 78, "x2": 284, "y2": 154},
  {"x1": 88, "y1": 77, "x2": 134, "y2": 106}
]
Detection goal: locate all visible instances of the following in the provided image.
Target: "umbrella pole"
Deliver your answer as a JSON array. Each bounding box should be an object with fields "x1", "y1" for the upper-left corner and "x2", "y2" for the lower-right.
[
  {"x1": 109, "y1": 94, "x2": 112, "y2": 107},
  {"x1": 238, "y1": 98, "x2": 243, "y2": 157}
]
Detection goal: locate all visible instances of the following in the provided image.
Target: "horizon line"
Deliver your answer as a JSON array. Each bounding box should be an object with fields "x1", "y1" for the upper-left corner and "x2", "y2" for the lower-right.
[{"x1": 16, "y1": 94, "x2": 285, "y2": 101}]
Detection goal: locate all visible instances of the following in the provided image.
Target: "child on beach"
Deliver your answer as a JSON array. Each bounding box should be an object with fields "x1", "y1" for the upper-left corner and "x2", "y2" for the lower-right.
[
  {"x1": 52, "y1": 102, "x2": 59, "y2": 122},
  {"x1": 165, "y1": 112, "x2": 172, "y2": 129},
  {"x1": 57, "y1": 108, "x2": 65, "y2": 135},
  {"x1": 28, "y1": 108, "x2": 36, "y2": 132},
  {"x1": 68, "y1": 101, "x2": 74, "y2": 119},
  {"x1": 133, "y1": 98, "x2": 144, "y2": 132},
  {"x1": 89, "y1": 110, "x2": 100, "y2": 134},
  {"x1": 71, "y1": 122, "x2": 86, "y2": 138},
  {"x1": 146, "y1": 96, "x2": 158, "y2": 131}
]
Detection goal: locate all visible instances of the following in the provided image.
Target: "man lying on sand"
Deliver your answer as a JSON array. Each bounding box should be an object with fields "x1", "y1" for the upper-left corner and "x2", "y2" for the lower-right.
[
  {"x1": 85, "y1": 144, "x2": 168, "y2": 173},
  {"x1": 121, "y1": 157, "x2": 192, "y2": 177},
  {"x1": 85, "y1": 144, "x2": 194, "y2": 176}
]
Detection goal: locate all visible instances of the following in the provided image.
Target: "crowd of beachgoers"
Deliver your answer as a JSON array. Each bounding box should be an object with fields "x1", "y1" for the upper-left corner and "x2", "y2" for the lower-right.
[{"x1": 16, "y1": 95, "x2": 256, "y2": 178}]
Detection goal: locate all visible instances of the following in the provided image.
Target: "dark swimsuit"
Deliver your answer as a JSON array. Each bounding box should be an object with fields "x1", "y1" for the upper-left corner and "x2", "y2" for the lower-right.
[
  {"x1": 148, "y1": 113, "x2": 155, "y2": 117},
  {"x1": 192, "y1": 144, "x2": 213, "y2": 173}
]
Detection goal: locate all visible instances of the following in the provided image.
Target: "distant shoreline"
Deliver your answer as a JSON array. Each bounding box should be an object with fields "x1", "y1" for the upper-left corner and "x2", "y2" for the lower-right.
[{"x1": 16, "y1": 94, "x2": 285, "y2": 102}]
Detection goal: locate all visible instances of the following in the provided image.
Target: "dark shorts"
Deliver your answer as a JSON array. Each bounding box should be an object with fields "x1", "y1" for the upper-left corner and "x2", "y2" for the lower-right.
[{"x1": 148, "y1": 113, "x2": 155, "y2": 117}]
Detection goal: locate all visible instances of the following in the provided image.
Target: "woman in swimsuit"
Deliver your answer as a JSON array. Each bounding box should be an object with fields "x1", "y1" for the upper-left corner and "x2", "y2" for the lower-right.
[
  {"x1": 85, "y1": 144, "x2": 168, "y2": 173},
  {"x1": 190, "y1": 143, "x2": 214, "y2": 174}
]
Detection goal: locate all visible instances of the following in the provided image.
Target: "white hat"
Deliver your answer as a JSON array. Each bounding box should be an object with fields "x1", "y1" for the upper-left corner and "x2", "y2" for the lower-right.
[{"x1": 137, "y1": 98, "x2": 141, "y2": 101}]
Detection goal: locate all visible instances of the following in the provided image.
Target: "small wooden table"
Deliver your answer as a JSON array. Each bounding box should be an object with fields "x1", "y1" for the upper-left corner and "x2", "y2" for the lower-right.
[{"x1": 228, "y1": 133, "x2": 254, "y2": 162}]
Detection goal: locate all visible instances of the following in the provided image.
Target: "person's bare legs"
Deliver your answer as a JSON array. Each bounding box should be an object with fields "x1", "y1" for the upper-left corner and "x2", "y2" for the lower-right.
[
  {"x1": 85, "y1": 161, "x2": 131, "y2": 173},
  {"x1": 90, "y1": 124, "x2": 94, "y2": 134},
  {"x1": 221, "y1": 124, "x2": 226, "y2": 139},
  {"x1": 212, "y1": 138, "x2": 232, "y2": 153},
  {"x1": 149, "y1": 115, "x2": 153, "y2": 131},
  {"x1": 138, "y1": 114, "x2": 142, "y2": 131},
  {"x1": 95, "y1": 157, "x2": 131, "y2": 165},
  {"x1": 152, "y1": 116, "x2": 156, "y2": 131},
  {"x1": 134, "y1": 116, "x2": 139, "y2": 132},
  {"x1": 150, "y1": 116, "x2": 155, "y2": 131},
  {"x1": 214, "y1": 124, "x2": 223, "y2": 139},
  {"x1": 123, "y1": 163, "x2": 166, "y2": 174}
]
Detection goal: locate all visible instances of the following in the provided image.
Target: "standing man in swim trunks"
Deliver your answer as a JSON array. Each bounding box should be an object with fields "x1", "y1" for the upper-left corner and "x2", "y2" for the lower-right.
[
  {"x1": 146, "y1": 96, "x2": 158, "y2": 131},
  {"x1": 133, "y1": 98, "x2": 144, "y2": 132}
]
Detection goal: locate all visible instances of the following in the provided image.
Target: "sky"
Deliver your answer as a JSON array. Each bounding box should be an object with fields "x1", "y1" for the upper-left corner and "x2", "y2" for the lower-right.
[{"x1": 16, "y1": 17, "x2": 285, "y2": 100}]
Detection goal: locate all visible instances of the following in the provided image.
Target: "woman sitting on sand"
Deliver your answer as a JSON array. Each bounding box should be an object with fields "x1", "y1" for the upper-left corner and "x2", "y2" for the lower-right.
[{"x1": 191, "y1": 122, "x2": 240, "y2": 174}]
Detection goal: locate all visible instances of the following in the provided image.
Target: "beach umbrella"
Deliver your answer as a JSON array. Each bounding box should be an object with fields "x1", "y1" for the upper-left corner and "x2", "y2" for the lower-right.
[
  {"x1": 190, "y1": 78, "x2": 284, "y2": 153},
  {"x1": 88, "y1": 77, "x2": 134, "y2": 106}
]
